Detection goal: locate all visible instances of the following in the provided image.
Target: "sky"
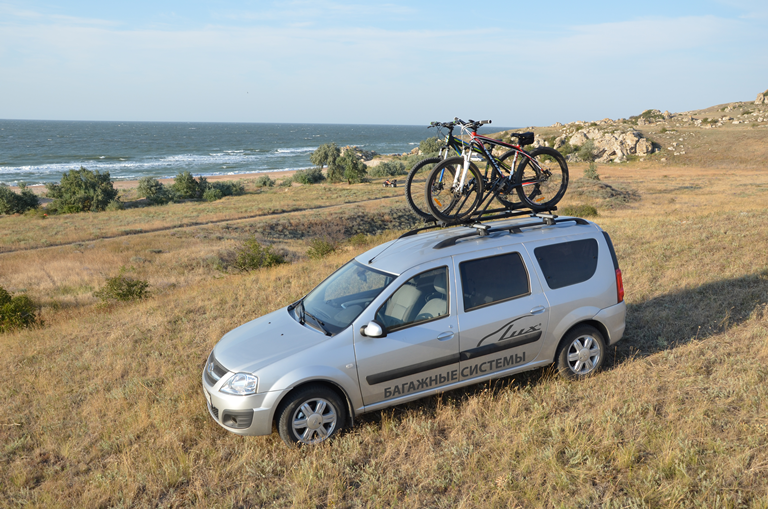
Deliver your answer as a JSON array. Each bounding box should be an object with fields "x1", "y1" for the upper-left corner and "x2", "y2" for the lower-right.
[{"x1": 1, "y1": 0, "x2": 766, "y2": 126}]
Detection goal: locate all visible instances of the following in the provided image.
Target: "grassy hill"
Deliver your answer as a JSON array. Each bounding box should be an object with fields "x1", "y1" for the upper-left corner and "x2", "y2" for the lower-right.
[{"x1": 2, "y1": 99, "x2": 768, "y2": 507}]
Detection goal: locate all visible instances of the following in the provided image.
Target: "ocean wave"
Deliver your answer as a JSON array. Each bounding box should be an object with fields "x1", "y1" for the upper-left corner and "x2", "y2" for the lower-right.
[{"x1": 276, "y1": 147, "x2": 317, "y2": 154}]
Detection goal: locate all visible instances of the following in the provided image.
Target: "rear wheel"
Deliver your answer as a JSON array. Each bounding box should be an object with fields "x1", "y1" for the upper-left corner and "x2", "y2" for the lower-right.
[
  {"x1": 555, "y1": 326, "x2": 606, "y2": 379},
  {"x1": 404, "y1": 157, "x2": 442, "y2": 220},
  {"x1": 424, "y1": 156, "x2": 483, "y2": 224},
  {"x1": 514, "y1": 147, "x2": 568, "y2": 210}
]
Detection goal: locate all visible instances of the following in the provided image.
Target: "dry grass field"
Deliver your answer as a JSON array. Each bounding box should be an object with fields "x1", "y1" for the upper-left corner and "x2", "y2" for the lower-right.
[{"x1": 2, "y1": 133, "x2": 768, "y2": 507}]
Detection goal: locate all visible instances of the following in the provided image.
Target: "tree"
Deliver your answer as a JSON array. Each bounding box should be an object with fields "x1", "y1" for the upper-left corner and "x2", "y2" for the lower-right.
[
  {"x1": 45, "y1": 167, "x2": 119, "y2": 213},
  {"x1": 310, "y1": 143, "x2": 340, "y2": 169},
  {"x1": 334, "y1": 151, "x2": 368, "y2": 184},
  {"x1": 136, "y1": 177, "x2": 174, "y2": 205},
  {"x1": 419, "y1": 136, "x2": 442, "y2": 156}
]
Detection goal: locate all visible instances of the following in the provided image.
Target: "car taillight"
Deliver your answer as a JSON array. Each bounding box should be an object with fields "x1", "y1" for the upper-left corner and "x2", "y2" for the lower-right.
[{"x1": 616, "y1": 269, "x2": 624, "y2": 303}]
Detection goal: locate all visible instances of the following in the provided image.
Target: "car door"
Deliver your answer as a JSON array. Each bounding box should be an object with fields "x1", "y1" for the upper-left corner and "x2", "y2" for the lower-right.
[
  {"x1": 353, "y1": 263, "x2": 460, "y2": 407},
  {"x1": 453, "y1": 248, "x2": 550, "y2": 381}
]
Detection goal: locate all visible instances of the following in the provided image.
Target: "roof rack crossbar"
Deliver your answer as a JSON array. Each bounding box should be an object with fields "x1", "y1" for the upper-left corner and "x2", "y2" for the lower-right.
[{"x1": 433, "y1": 216, "x2": 588, "y2": 250}]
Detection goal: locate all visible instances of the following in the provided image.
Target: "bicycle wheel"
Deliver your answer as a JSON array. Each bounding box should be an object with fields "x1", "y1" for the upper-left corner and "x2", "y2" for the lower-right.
[
  {"x1": 513, "y1": 147, "x2": 569, "y2": 211},
  {"x1": 424, "y1": 156, "x2": 484, "y2": 224},
  {"x1": 404, "y1": 157, "x2": 442, "y2": 220}
]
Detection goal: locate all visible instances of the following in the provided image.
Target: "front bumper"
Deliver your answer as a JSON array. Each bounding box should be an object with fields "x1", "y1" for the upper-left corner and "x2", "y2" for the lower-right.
[{"x1": 202, "y1": 373, "x2": 276, "y2": 436}]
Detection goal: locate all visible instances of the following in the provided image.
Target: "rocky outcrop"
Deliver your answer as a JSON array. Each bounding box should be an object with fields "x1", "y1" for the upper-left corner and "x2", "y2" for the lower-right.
[
  {"x1": 341, "y1": 145, "x2": 379, "y2": 161},
  {"x1": 757, "y1": 92, "x2": 767, "y2": 105},
  {"x1": 564, "y1": 128, "x2": 653, "y2": 162}
]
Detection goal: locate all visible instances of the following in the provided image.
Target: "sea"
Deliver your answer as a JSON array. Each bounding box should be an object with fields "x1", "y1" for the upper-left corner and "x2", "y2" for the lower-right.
[{"x1": 0, "y1": 119, "x2": 516, "y2": 186}]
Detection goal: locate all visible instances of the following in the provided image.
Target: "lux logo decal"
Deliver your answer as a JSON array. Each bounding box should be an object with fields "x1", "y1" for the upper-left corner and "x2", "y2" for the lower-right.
[{"x1": 476, "y1": 315, "x2": 542, "y2": 347}]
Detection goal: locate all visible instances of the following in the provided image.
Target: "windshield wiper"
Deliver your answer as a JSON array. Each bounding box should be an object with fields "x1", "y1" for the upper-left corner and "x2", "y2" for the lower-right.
[{"x1": 304, "y1": 310, "x2": 332, "y2": 336}]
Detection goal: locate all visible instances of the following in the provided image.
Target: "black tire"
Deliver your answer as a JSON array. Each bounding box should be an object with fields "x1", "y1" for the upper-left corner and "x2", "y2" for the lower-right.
[
  {"x1": 277, "y1": 386, "x2": 346, "y2": 446},
  {"x1": 404, "y1": 157, "x2": 442, "y2": 220},
  {"x1": 513, "y1": 147, "x2": 569, "y2": 211},
  {"x1": 555, "y1": 325, "x2": 606, "y2": 380},
  {"x1": 424, "y1": 156, "x2": 484, "y2": 224}
]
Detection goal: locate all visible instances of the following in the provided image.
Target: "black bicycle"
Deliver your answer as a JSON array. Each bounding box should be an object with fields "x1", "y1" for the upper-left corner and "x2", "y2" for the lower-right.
[
  {"x1": 404, "y1": 121, "x2": 488, "y2": 221},
  {"x1": 424, "y1": 118, "x2": 568, "y2": 224}
]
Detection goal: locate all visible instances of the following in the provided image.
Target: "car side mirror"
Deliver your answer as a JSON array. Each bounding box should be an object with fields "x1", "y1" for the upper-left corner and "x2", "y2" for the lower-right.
[{"x1": 360, "y1": 321, "x2": 386, "y2": 338}]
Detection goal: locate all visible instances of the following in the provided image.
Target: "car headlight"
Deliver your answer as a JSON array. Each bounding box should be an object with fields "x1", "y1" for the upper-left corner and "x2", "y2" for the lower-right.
[{"x1": 219, "y1": 373, "x2": 258, "y2": 396}]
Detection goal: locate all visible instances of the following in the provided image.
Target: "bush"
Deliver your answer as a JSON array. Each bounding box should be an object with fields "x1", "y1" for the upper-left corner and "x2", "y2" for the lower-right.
[
  {"x1": 0, "y1": 286, "x2": 41, "y2": 333},
  {"x1": 203, "y1": 187, "x2": 224, "y2": 202},
  {"x1": 584, "y1": 161, "x2": 600, "y2": 181},
  {"x1": 210, "y1": 181, "x2": 245, "y2": 197},
  {"x1": 368, "y1": 160, "x2": 407, "y2": 178},
  {"x1": 419, "y1": 137, "x2": 441, "y2": 156},
  {"x1": 559, "y1": 204, "x2": 598, "y2": 217},
  {"x1": 234, "y1": 238, "x2": 286, "y2": 271},
  {"x1": 577, "y1": 140, "x2": 596, "y2": 162},
  {"x1": 292, "y1": 168, "x2": 326, "y2": 185},
  {"x1": 171, "y1": 171, "x2": 206, "y2": 199},
  {"x1": 94, "y1": 272, "x2": 150, "y2": 302},
  {"x1": 45, "y1": 167, "x2": 119, "y2": 213},
  {"x1": 137, "y1": 177, "x2": 174, "y2": 205},
  {"x1": 307, "y1": 238, "x2": 336, "y2": 259},
  {"x1": 254, "y1": 175, "x2": 275, "y2": 187},
  {"x1": 0, "y1": 183, "x2": 39, "y2": 215}
]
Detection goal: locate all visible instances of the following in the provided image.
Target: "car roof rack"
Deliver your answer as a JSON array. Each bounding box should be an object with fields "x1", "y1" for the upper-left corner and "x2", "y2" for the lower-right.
[{"x1": 432, "y1": 214, "x2": 589, "y2": 250}]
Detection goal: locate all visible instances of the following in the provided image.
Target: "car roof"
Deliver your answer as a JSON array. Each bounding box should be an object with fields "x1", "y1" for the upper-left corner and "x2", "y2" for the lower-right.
[{"x1": 356, "y1": 216, "x2": 602, "y2": 275}]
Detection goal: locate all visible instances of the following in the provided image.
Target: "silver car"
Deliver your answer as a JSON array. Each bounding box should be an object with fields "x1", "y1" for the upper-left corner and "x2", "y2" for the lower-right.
[{"x1": 202, "y1": 215, "x2": 626, "y2": 446}]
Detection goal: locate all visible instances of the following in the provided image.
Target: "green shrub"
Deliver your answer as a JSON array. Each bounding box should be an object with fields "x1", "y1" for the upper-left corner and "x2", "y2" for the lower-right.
[
  {"x1": 203, "y1": 187, "x2": 224, "y2": 202},
  {"x1": 0, "y1": 183, "x2": 39, "y2": 215},
  {"x1": 292, "y1": 168, "x2": 326, "y2": 185},
  {"x1": 137, "y1": 177, "x2": 174, "y2": 205},
  {"x1": 348, "y1": 233, "x2": 370, "y2": 247},
  {"x1": 94, "y1": 272, "x2": 150, "y2": 302},
  {"x1": 307, "y1": 238, "x2": 337, "y2": 259},
  {"x1": 368, "y1": 160, "x2": 407, "y2": 178},
  {"x1": 234, "y1": 238, "x2": 286, "y2": 271},
  {"x1": 211, "y1": 181, "x2": 245, "y2": 197},
  {"x1": 171, "y1": 171, "x2": 206, "y2": 199},
  {"x1": 559, "y1": 204, "x2": 598, "y2": 217},
  {"x1": 419, "y1": 136, "x2": 441, "y2": 156},
  {"x1": 557, "y1": 142, "x2": 577, "y2": 156},
  {"x1": 105, "y1": 200, "x2": 124, "y2": 211},
  {"x1": 254, "y1": 175, "x2": 275, "y2": 187},
  {"x1": 577, "y1": 140, "x2": 596, "y2": 162},
  {"x1": 0, "y1": 286, "x2": 42, "y2": 333},
  {"x1": 45, "y1": 167, "x2": 118, "y2": 213},
  {"x1": 584, "y1": 161, "x2": 600, "y2": 181},
  {"x1": 95, "y1": 273, "x2": 149, "y2": 302},
  {"x1": 277, "y1": 178, "x2": 293, "y2": 187}
]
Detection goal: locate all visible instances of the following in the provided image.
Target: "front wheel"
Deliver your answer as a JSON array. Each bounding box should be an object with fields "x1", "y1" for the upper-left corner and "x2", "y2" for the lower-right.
[
  {"x1": 424, "y1": 156, "x2": 484, "y2": 224},
  {"x1": 514, "y1": 147, "x2": 569, "y2": 210},
  {"x1": 404, "y1": 157, "x2": 442, "y2": 220},
  {"x1": 277, "y1": 386, "x2": 346, "y2": 446}
]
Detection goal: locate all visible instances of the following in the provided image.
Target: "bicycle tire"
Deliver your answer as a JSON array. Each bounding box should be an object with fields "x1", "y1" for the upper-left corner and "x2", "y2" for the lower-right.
[
  {"x1": 424, "y1": 156, "x2": 484, "y2": 224},
  {"x1": 404, "y1": 156, "x2": 442, "y2": 220},
  {"x1": 513, "y1": 147, "x2": 569, "y2": 211}
]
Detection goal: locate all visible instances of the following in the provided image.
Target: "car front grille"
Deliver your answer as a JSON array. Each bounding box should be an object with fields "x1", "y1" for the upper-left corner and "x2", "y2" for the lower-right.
[{"x1": 204, "y1": 352, "x2": 229, "y2": 386}]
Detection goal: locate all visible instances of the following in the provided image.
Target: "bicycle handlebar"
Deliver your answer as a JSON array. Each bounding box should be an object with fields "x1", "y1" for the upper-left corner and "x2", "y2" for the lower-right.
[{"x1": 453, "y1": 118, "x2": 492, "y2": 129}]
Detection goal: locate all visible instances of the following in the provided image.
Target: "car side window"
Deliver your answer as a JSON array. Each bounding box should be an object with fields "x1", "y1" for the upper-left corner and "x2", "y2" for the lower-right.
[
  {"x1": 534, "y1": 239, "x2": 598, "y2": 289},
  {"x1": 460, "y1": 252, "x2": 529, "y2": 312},
  {"x1": 375, "y1": 267, "x2": 449, "y2": 332}
]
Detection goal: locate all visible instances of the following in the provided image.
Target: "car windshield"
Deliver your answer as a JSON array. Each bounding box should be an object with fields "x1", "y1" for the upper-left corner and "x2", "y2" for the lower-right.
[{"x1": 297, "y1": 260, "x2": 396, "y2": 335}]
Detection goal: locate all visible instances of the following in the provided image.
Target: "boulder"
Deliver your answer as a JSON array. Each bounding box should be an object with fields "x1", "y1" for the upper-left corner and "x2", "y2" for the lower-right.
[{"x1": 756, "y1": 93, "x2": 767, "y2": 105}]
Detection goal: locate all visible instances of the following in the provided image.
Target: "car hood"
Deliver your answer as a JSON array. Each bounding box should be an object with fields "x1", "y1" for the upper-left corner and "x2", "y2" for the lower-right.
[{"x1": 213, "y1": 307, "x2": 327, "y2": 374}]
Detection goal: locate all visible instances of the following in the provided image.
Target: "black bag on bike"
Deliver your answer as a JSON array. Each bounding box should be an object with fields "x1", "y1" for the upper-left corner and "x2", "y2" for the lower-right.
[{"x1": 514, "y1": 132, "x2": 535, "y2": 146}]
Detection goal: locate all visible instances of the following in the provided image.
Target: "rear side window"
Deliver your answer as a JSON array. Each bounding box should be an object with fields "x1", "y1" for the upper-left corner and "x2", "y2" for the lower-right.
[
  {"x1": 534, "y1": 239, "x2": 598, "y2": 289},
  {"x1": 459, "y1": 252, "x2": 529, "y2": 311}
]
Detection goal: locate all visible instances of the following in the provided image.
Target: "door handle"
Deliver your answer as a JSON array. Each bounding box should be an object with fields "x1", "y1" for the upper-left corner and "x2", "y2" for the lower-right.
[
  {"x1": 437, "y1": 331, "x2": 455, "y2": 341},
  {"x1": 530, "y1": 306, "x2": 546, "y2": 315}
]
